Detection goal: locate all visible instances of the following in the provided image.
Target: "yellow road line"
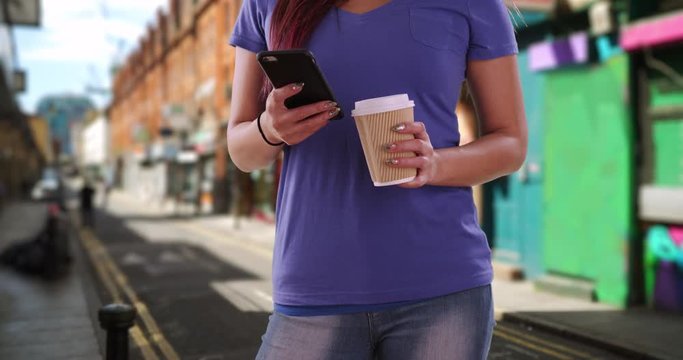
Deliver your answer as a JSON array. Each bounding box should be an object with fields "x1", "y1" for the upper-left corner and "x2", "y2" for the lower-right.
[
  {"x1": 130, "y1": 325, "x2": 161, "y2": 360},
  {"x1": 79, "y1": 227, "x2": 180, "y2": 360},
  {"x1": 84, "y1": 229, "x2": 182, "y2": 360},
  {"x1": 77, "y1": 228, "x2": 158, "y2": 360},
  {"x1": 80, "y1": 230, "x2": 122, "y2": 302},
  {"x1": 178, "y1": 221, "x2": 273, "y2": 260},
  {"x1": 130, "y1": 301, "x2": 179, "y2": 360},
  {"x1": 496, "y1": 324, "x2": 593, "y2": 359},
  {"x1": 494, "y1": 329, "x2": 574, "y2": 360},
  {"x1": 108, "y1": 195, "x2": 276, "y2": 358}
]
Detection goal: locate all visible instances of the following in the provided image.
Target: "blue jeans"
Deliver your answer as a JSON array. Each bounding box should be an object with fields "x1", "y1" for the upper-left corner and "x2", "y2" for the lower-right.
[{"x1": 256, "y1": 285, "x2": 495, "y2": 359}]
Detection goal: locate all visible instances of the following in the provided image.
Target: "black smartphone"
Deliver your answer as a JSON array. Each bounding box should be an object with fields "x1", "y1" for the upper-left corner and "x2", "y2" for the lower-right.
[{"x1": 256, "y1": 49, "x2": 343, "y2": 120}]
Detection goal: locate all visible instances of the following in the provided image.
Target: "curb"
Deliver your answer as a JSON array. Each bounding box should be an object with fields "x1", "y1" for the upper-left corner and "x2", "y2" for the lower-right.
[
  {"x1": 66, "y1": 208, "x2": 107, "y2": 359},
  {"x1": 501, "y1": 312, "x2": 665, "y2": 360}
]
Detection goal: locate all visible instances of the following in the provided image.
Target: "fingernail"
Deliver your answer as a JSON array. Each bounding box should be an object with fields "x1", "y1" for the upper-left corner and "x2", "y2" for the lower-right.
[
  {"x1": 392, "y1": 124, "x2": 406, "y2": 132},
  {"x1": 384, "y1": 143, "x2": 396, "y2": 151},
  {"x1": 385, "y1": 159, "x2": 399, "y2": 165},
  {"x1": 325, "y1": 101, "x2": 337, "y2": 109},
  {"x1": 293, "y1": 82, "x2": 304, "y2": 90},
  {"x1": 328, "y1": 107, "x2": 340, "y2": 116}
]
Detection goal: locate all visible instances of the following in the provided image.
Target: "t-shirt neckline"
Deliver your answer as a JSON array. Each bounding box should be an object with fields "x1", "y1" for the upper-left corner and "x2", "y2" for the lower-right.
[{"x1": 335, "y1": 0, "x2": 398, "y2": 18}]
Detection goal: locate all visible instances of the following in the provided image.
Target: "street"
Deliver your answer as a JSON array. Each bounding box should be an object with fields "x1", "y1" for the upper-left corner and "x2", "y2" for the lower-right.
[
  {"x1": 3, "y1": 1, "x2": 682, "y2": 359},
  {"x1": 79, "y1": 192, "x2": 628, "y2": 360}
]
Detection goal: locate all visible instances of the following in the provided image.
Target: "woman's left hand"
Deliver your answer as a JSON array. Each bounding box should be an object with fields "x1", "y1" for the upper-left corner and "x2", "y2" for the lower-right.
[{"x1": 385, "y1": 121, "x2": 440, "y2": 189}]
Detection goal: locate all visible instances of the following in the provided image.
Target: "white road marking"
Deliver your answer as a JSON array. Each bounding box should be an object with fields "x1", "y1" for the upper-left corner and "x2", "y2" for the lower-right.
[
  {"x1": 253, "y1": 289, "x2": 274, "y2": 303},
  {"x1": 121, "y1": 252, "x2": 147, "y2": 266},
  {"x1": 211, "y1": 280, "x2": 273, "y2": 313},
  {"x1": 159, "y1": 250, "x2": 184, "y2": 263}
]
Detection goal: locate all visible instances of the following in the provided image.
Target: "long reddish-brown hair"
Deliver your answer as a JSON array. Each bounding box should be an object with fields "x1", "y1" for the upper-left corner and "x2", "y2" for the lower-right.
[
  {"x1": 270, "y1": 0, "x2": 340, "y2": 50},
  {"x1": 261, "y1": 0, "x2": 344, "y2": 100}
]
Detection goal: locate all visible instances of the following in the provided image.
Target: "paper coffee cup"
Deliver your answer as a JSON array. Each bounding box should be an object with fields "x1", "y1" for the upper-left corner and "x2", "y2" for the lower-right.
[{"x1": 352, "y1": 94, "x2": 417, "y2": 187}]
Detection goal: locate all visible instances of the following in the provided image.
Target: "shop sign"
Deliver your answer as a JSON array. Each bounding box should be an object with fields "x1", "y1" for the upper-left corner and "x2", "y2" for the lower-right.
[
  {"x1": 162, "y1": 104, "x2": 191, "y2": 130},
  {"x1": 131, "y1": 122, "x2": 151, "y2": 143},
  {"x1": 150, "y1": 142, "x2": 165, "y2": 160},
  {"x1": 177, "y1": 150, "x2": 198, "y2": 164},
  {"x1": 565, "y1": 0, "x2": 594, "y2": 11},
  {"x1": 190, "y1": 129, "x2": 216, "y2": 155},
  {"x1": 589, "y1": 1, "x2": 614, "y2": 36}
]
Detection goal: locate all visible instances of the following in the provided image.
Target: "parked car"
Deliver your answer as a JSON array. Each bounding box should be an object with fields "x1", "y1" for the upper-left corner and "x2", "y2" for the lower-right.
[{"x1": 31, "y1": 177, "x2": 61, "y2": 201}]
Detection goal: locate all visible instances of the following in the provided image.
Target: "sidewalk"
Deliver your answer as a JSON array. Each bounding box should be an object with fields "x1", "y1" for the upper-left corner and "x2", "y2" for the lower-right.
[
  {"x1": 0, "y1": 201, "x2": 101, "y2": 360},
  {"x1": 112, "y1": 190, "x2": 683, "y2": 360},
  {"x1": 491, "y1": 278, "x2": 683, "y2": 359}
]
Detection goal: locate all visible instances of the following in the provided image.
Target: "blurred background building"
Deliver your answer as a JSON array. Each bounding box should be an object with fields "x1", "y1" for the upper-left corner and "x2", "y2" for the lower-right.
[
  {"x1": 36, "y1": 94, "x2": 95, "y2": 158},
  {"x1": 0, "y1": 0, "x2": 43, "y2": 202},
  {"x1": 107, "y1": 0, "x2": 270, "y2": 218}
]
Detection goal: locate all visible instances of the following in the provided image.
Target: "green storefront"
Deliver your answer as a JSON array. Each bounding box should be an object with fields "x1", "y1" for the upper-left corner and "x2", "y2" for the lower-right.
[
  {"x1": 541, "y1": 54, "x2": 632, "y2": 305},
  {"x1": 491, "y1": 1, "x2": 634, "y2": 306}
]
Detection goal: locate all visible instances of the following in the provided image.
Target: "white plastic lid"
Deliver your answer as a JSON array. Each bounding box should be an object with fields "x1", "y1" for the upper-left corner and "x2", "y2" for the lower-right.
[{"x1": 351, "y1": 94, "x2": 415, "y2": 117}]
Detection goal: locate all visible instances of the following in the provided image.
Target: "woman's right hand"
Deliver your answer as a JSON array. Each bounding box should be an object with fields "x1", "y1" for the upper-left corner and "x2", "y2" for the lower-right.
[{"x1": 260, "y1": 82, "x2": 341, "y2": 146}]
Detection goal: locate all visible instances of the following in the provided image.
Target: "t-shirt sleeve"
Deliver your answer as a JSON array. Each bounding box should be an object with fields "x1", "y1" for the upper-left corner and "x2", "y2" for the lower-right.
[
  {"x1": 466, "y1": 0, "x2": 518, "y2": 61},
  {"x1": 229, "y1": 0, "x2": 268, "y2": 53}
]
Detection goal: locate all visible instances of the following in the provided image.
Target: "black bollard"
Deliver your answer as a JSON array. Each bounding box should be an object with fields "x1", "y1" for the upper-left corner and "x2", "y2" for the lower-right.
[{"x1": 98, "y1": 303, "x2": 137, "y2": 360}]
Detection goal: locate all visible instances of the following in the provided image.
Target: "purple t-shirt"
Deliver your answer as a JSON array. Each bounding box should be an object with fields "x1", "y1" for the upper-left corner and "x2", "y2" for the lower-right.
[{"x1": 230, "y1": 0, "x2": 517, "y2": 307}]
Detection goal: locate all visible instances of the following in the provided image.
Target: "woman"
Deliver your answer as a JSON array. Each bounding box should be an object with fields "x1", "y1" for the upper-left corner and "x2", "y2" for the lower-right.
[{"x1": 228, "y1": 0, "x2": 527, "y2": 358}]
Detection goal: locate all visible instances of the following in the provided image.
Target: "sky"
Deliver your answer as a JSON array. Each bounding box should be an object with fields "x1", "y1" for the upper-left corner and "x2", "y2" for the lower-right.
[{"x1": 15, "y1": 0, "x2": 167, "y2": 113}]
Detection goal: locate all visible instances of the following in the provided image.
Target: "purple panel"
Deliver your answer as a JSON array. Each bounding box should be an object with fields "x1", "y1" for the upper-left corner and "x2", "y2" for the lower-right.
[
  {"x1": 655, "y1": 262, "x2": 682, "y2": 311},
  {"x1": 551, "y1": 38, "x2": 574, "y2": 66},
  {"x1": 569, "y1": 32, "x2": 589, "y2": 63},
  {"x1": 678, "y1": 266, "x2": 683, "y2": 310},
  {"x1": 528, "y1": 32, "x2": 590, "y2": 72},
  {"x1": 529, "y1": 42, "x2": 557, "y2": 71}
]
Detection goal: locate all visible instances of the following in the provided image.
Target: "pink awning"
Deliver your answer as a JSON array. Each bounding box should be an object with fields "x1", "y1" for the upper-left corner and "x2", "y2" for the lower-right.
[{"x1": 621, "y1": 11, "x2": 683, "y2": 51}]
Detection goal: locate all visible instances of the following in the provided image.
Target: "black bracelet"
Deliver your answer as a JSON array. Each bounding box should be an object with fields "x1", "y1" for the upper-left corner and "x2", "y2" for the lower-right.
[{"x1": 256, "y1": 112, "x2": 284, "y2": 146}]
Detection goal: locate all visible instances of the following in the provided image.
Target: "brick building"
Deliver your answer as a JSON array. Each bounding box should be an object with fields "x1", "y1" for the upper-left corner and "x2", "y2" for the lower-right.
[{"x1": 109, "y1": 0, "x2": 244, "y2": 214}]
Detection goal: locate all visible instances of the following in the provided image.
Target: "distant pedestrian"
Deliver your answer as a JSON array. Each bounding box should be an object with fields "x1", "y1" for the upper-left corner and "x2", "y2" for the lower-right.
[
  {"x1": 80, "y1": 180, "x2": 96, "y2": 228},
  {"x1": 229, "y1": 0, "x2": 527, "y2": 359}
]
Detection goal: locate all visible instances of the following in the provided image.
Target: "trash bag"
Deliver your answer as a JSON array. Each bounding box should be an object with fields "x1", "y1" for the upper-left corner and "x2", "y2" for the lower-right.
[
  {"x1": 0, "y1": 204, "x2": 71, "y2": 278},
  {"x1": 0, "y1": 240, "x2": 46, "y2": 275}
]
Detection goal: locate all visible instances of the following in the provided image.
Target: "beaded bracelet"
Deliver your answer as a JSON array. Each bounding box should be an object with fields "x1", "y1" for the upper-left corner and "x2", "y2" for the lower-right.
[{"x1": 256, "y1": 112, "x2": 284, "y2": 146}]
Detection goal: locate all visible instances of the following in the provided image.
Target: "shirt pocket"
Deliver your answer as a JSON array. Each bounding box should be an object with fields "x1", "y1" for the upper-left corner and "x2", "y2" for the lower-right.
[{"x1": 409, "y1": 7, "x2": 468, "y2": 53}]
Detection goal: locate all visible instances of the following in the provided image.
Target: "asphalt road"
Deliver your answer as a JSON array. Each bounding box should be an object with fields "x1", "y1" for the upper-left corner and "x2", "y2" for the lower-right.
[{"x1": 81, "y1": 200, "x2": 628, "y2": 360}]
